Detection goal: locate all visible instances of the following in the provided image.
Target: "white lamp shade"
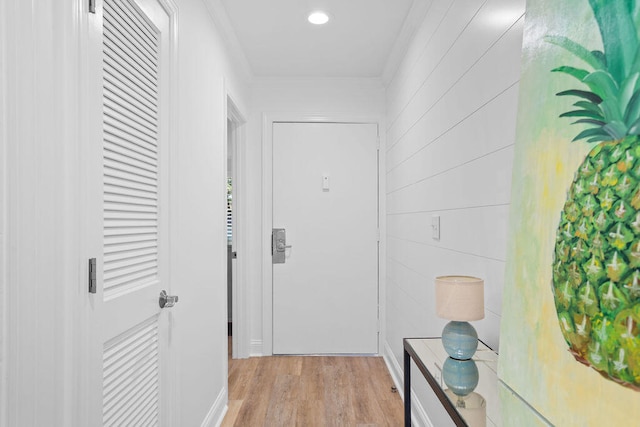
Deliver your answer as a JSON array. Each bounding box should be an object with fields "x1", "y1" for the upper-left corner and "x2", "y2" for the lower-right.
[{"x1": 435, "y1": 276, "x2": 485, "y2": 321}]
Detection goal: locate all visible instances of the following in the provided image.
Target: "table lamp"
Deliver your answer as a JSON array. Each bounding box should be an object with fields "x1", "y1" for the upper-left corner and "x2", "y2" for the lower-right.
[{"x1": 435, "y1": 276, "x2": 484, "y2": 360}]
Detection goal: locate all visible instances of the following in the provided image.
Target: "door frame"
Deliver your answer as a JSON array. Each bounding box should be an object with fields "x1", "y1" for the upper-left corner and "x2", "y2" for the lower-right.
[
  {"x1": 261, "y1": 112, "x2": 386, "y2": 356},
  {"x1": 0, "y1": 0, "x2": 7, "y2": 420},
  {"x1": 225, "y1": 92, "x2": 248, "y2": 359}
]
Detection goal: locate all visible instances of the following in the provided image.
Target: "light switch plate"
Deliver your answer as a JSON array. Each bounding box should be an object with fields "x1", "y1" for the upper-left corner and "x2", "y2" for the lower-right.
[
  {"x1": 322, "y1": 174, "x2": 330, "y2": 191},
  {"x1": 432, "y1": 215, "x2": 440, "y2": 240}
]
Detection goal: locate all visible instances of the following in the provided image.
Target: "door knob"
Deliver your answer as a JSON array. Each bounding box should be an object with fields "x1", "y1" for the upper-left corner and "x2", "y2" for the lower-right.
[{"x1": 159, "y1": 290, "x2": 179, "y2": 308}]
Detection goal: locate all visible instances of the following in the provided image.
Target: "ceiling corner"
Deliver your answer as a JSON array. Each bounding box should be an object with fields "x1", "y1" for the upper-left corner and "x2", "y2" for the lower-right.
[
  {"x1": 381, "y1": 0, "x2": 431, "y2": 88},
  {"x1": 202, "y1": 0, "x2": 254, "y2": 81}
]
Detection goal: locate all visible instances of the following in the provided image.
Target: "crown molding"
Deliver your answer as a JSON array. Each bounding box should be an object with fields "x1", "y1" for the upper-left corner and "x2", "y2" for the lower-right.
[
  {"x1": 381, "y1": 0, "x2": 431, "y2": 88},
  {"x1": 202, "y1": 0, "x2": 254, "y2": 82}
]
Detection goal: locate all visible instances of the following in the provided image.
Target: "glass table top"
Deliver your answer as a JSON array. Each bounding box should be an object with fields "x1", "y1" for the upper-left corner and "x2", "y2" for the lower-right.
[
  {"x1": 405, "y1": 338, "x2": 498, "y2": 426},
  {"x1": 404, "y1": 338, "x2": 552, "y2": 427}
]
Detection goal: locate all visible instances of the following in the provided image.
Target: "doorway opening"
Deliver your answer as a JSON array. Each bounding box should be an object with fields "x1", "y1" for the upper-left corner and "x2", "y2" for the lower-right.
[{"x1": 226, "y1": 95, "x2": 246, "y2": 360}]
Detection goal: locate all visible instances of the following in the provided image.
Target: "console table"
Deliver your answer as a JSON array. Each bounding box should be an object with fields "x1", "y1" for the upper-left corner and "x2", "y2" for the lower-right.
[{"x1": 403, "y1": 337, "x2": 500, "y2": 427}]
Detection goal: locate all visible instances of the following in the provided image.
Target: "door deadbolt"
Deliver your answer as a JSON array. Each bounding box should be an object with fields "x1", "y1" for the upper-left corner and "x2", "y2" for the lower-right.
[{"x1": 272, "y1": 228, "x2": 291, "y2": 264}]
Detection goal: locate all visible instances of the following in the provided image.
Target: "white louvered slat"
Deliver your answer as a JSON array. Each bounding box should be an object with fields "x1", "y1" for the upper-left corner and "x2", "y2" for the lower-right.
[
  {"x1": 103, "y1": 0, "x2": 159, "y2": 298},
  {"x1": 104, "y1": 172, "x2": 157, "y2": 192},
  {"x1": 104, "y1": 176, "x2": 157, "y2": 196},
  {"x1": 103, "y1": 316, "x2": 159, "y2": 427},
  {"x1": 113, "y1": 0, "x2": 158, "y2": 43},
  {"x1": 104, "y1": 81, "x2": 158, "y2": 129},
  {"x1": 103, "y1": 5, "x2": 158, "y2": 58},
  {"x1": 104, "y1": 203, "x2": 157, "y2": 216},
  {"x1": 105, "y1": 112, "x2": 158, "y2": 147},
  {"x1": 104, "y1": 66, "x2": 158, "y2": 111},
  {"x1": 102, "y1": 10, "x2": 158, "y2": 67},
  {"x1": 104, "y1": 164, "x2": 156, "y2": 187},
  {"x1": 103, "y1": 38, "x2": 157, "y2": 95},
  {"x1": 104, "y1": 95, "x2": 157, "y2": 134},
  {"x1": 102, "y1": 0, "x2": 162, "y2": 424},
  {"x1": 103, "y1": 7, "x2": 158, "y2": 66}
]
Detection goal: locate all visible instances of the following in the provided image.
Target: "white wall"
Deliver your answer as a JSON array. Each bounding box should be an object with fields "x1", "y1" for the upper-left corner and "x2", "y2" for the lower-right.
[
  {"x1": 383, "y1": 0, "x2": 525, "y2": 424},
  {"x1": 171, "y1": 0, "x2": 248, "y2": 425},
  {"x1": 2, "y1": 1, "x2": 89, "y2": 424},
  {"x1": 1, "y1": 0, "x2": 248, "y2": 425},
  {"x1": 246, "y1": 78, "x2": 385, "y2": 355}
]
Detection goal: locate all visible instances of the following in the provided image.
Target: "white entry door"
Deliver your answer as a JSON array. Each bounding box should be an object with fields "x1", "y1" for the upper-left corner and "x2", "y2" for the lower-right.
[
  {"x1": 272, "y1": 122, "x2": 379, "y2": 355},
  {"x1": 101, "y1": 0, "x2": 174, "y2": 424}
]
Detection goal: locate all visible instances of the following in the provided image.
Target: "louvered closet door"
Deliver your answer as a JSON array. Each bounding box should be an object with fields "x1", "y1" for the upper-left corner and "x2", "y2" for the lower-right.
[{"x1": 102, "y1": 0, "x2": 172, "y2": 425}]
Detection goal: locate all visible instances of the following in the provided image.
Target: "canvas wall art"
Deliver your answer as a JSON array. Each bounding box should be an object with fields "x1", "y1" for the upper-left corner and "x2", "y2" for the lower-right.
[{"x1": 500, "y1": 0, "x2": 640, "y2": 424}]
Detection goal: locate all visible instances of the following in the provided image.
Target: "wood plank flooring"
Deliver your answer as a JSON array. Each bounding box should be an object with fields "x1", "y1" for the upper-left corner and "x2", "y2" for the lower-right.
[{"x1": 222, "y1": 350, "x2": 404, "y2": 426}]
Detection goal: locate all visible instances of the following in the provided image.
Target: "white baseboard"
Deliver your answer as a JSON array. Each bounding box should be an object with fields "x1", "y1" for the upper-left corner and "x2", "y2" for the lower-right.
[
  {"x1": 201, "y1": 387, "x2": 228, "y2": 427},
  {"x1": 382, "y1": 341, "x2": 433, "y2": 427},
  {"x1": 250, "y1": 339, "x2": 263, "y2": 356}
]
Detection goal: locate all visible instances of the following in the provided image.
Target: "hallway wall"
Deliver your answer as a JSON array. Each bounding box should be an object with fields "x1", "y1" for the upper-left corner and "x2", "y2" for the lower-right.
[
  {"x1": 171, "y1": 0, "x2": 249, "y2": 425},
  {"x1": 383, "y1": 0, "x2": 525, "y2": 424}
]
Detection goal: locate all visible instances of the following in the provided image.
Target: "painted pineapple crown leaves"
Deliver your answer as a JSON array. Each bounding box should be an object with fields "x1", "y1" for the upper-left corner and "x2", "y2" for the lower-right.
[{"x1": 546, "y1": 0, "x2": 640, "y2": 143}]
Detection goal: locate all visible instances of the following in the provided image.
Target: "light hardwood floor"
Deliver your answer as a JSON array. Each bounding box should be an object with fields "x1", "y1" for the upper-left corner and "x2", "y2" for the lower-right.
[{"x1": 222, "y1": 345, "x2": 404, "y2": 426}]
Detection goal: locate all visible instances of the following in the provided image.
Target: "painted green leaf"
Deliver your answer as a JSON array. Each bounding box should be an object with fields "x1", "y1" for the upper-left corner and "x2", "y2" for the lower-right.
[
  {"x1": 583, "y1": 70, "x2": 620, "y2": 101},
  {"x1": 603, "y1": 121, "x2": 629, "y2": 139},
  {"x1": 545, "y1": 35, "x2": 607, "y2": 71},
  {"x1": 600, "y1": 99, "x2": 624, "y2": 122},
  {"x1": 589, "y1": 0, "x2": 638, "y2": 84},
  {"x1": 618, "y1": 72, "x2": 640, "y2": 114},
  {"x1": 626, "y1": 116, "x2": 640, "y2": 134},
  {"x1": 625, "y1": 0, "x2": 639, "y2": 16},
  {"x1": 572, "y1": 119, "x2": 607, "y2": 127},
  {"x1": 572, "y1": 127, "x2": 612, "y2": 142},
  {"x1": 552, "y1": 66, "x2": 590, "y2": 81},
  {"x1": 557, "y1": 89, "x2": 603, "y2": 104},
  {"x1": 575, "y1": 100, "x2": 605, "y2": 114},
  {"x1": 561, "y1": 110, "x2": 605, "y2": 120},
  {"x1": 591, "y1": 50, "x2": 608, "y2": 68},
  {"x1": 623, "y1": 89, "x2": 640, "y2": 125},
  {"x1": 626, "y1": 45, "x2": 640, "y2": 75}
]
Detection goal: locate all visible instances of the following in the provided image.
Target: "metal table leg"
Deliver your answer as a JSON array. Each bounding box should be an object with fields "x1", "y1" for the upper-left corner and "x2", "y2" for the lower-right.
[{"x1": 404, "y1": 346, "x2": 411, "y2": 426}]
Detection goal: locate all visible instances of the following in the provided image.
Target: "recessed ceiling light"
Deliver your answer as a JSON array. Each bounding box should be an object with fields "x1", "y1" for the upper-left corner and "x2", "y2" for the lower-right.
[{"x1": 308, "y1": 11, "x2": 329, "y2": 25}]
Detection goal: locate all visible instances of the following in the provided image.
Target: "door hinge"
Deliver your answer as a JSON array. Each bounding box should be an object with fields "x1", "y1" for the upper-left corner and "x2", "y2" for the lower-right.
[
  {"x1": 89, "y1": 0, "x2": 96, "y2": 14},
  {"x1": 88, "y1": 258, "x2": 97, "y2": 294}
]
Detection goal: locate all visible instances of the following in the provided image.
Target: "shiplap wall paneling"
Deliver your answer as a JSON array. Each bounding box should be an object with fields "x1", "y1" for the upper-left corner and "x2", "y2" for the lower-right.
[{"x1": 383, "y1": 0, "x2": 525, "y2": 424}]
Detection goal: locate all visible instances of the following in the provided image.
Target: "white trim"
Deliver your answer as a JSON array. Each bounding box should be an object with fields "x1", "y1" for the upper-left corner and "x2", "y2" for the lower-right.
[
  {"x1": 225, "y1": 89, "x2": 249, "y2": 360},
  {"x1": 382, "y1": 342, "x2": 433, "y2": 427},
  {"x1": 250, "y1": 339, "x2": 263, "y2": 357},
  {"x1": 200, "y1": 387, "x2": 228, "y2": 427},
  {"x1": 376, "y1": 117, "x2": 388, "y2": 357},
  {"x1": 381, "y1": 0, "x2": 431, "y2": 87},
  {"x1": 0, "y1": 0, "x2": 7, "y2": 421},
  {"x1": 155, "y1": 2, "x2": 180, "y2": 426},
  {"x1": 78, "y1": 1, "x2": 105, "y2": 424},
  {"x1": 201, "y1": 0, "x2": 253, "y2": 82},
  {"x1": 261, "y1": 112, "x2": 385, "y2": 356}
]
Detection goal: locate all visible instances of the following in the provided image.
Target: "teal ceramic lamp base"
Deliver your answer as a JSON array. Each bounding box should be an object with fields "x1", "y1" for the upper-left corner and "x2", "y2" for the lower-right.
[
  {"x1": 443, "y1": 357, "x2": 480, "y2": 403},
  {"x1": 442, "y1": 320, "x2": 478, "y2": 360}
]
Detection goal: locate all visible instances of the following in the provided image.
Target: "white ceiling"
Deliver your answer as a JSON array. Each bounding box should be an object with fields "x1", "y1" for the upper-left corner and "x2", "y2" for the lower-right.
[{"x1": 218, "y1": 0, "x2": 418, "y2": 78}]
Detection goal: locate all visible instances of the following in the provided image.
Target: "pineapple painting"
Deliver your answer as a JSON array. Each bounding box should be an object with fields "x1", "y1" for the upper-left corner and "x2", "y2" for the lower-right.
[{"x1": 549, "y1": 0, "x2": 640, "y2": 389}]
